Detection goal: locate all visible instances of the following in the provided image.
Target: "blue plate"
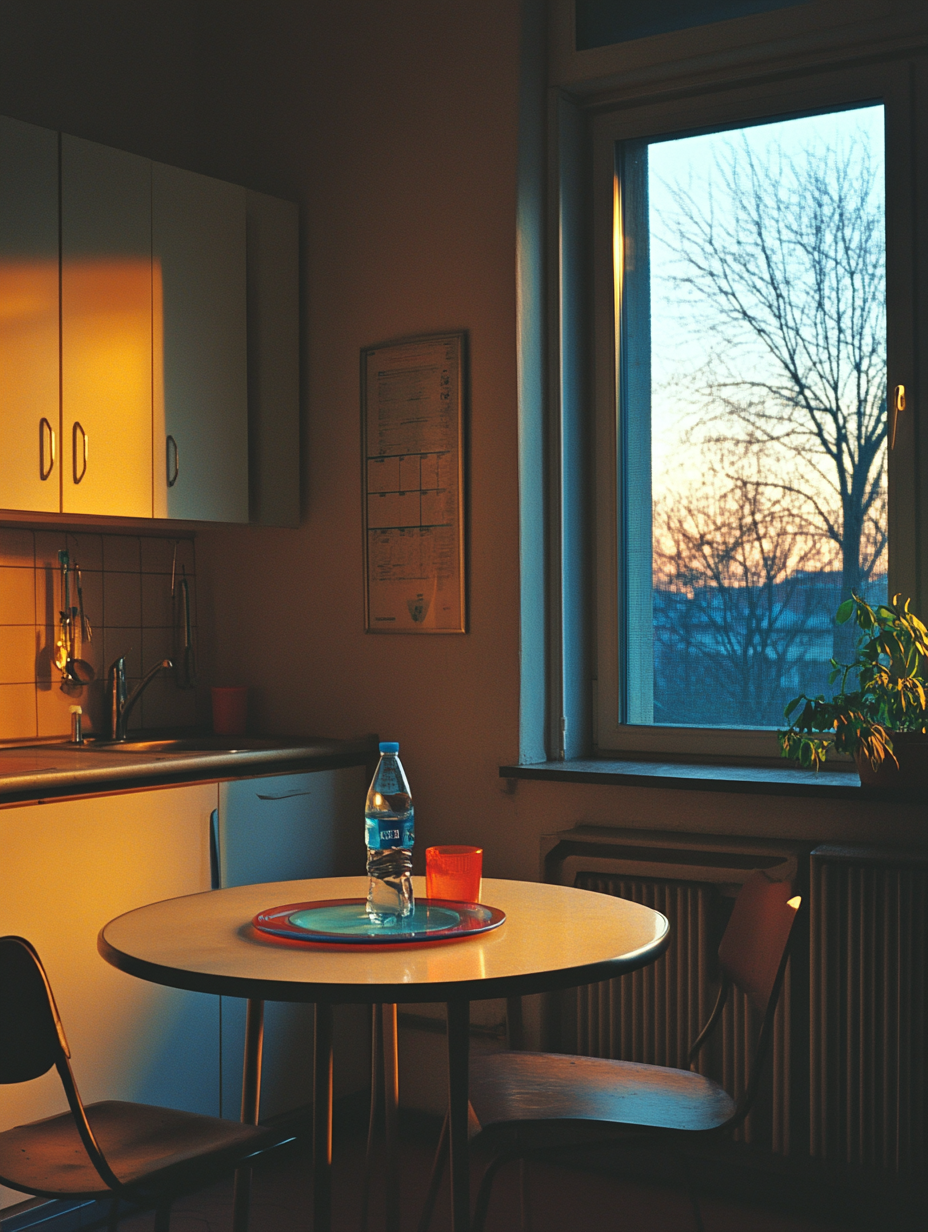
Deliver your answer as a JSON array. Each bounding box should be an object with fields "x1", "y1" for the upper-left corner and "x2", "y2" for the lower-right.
[{"x1": 253, "y1": 897, "x2": 506, "y2": 945}]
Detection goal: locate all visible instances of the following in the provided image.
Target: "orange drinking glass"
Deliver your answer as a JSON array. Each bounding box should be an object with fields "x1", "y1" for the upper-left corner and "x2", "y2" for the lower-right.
[
  {"x1": 425, "y1": 846, "x2": 483, "y2": 903},
  {"x1": 212, "y1": 686, "x2": 248, "y2": 735}
]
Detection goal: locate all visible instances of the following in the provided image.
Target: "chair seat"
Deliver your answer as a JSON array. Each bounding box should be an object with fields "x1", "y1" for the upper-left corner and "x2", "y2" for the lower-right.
[
  {"x1": 0, "y1": 1101, "x2": 273, "y2": 1199},
  {"x1": 470, "y1": 1052, "x2": 736, "y2": 1139}
]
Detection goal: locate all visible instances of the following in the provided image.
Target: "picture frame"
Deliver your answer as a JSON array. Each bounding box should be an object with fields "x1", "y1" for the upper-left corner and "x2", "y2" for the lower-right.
[{"x1": 361, "y1": 331, "x2": 467, "y2": 634}]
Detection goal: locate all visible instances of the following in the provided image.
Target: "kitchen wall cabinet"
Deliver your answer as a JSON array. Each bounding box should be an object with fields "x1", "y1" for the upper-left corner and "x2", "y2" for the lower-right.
[
  {"x1": 0, "y1": 783, "x2": 220, "y2": 1212},
  {"x1": 153, "y1": 163, "x2": 249, "y2": 522},
  {"x1": 217, "y1": 766, "x2": 366, "y2": 1120},
  {"x1": 0, "y1": 116, "x2": 299, "y2": 528},
  {"x1": 0, "y1": 116, "x2": 60, "y2": 513},
  {"x1": 246, "y1": 189, "x2": 300, "y2": 528},
  {"x1": 60, "y1": 135, "x2": 153, "y2": 518}
]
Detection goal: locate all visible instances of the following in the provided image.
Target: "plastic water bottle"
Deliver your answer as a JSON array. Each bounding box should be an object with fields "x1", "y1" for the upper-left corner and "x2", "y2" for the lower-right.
[{"x1": 365, "y1": 741, "x2": 415, "y2": 923}]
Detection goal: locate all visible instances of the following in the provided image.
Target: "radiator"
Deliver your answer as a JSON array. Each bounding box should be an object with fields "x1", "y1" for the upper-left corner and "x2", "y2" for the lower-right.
[
  {"x1": 810, "y1": 845, "x2": 928, "y2": 1174},
  {"x1": 542, "y1": 827, "x2": 804, "y2": 1155}
]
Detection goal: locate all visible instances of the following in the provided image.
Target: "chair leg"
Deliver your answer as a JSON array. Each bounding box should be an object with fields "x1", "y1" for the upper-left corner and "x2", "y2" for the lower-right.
[
  {"x1": 519, "y1": 1158, "x2": 532, "y2": 1232},
  {"x1": 416, "y1": 1111, "x2": 449, "y2": 1232},
  {"x1": 678, "y1": 1150, "x2": 706, "y2": 1232},
  {"x1": 232, "y1": 1164, "x2": 253, "y2": 1232},
  {"x1": 153, "y1": 1200, "x2": 172, "y2": 1232},
  {"x1": 473, "y1": 1152, "x2": 521, "y2": 1232}
]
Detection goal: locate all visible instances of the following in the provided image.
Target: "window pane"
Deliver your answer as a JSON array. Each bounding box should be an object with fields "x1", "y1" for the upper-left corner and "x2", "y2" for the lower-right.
[{"x1": 624, "y1": 106, "x2": 887, "y2": 729}]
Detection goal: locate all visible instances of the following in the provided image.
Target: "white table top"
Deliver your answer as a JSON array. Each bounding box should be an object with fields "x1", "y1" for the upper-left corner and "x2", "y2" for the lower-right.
[{"x1": 99, "y1": 876, "x2": 670, "y2": 1004}]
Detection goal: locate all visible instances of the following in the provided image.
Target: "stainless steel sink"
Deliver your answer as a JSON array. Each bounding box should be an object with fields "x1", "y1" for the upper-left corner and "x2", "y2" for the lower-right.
[{"x1": 83, "y1": 736, "x2": 288, "y2": 755}]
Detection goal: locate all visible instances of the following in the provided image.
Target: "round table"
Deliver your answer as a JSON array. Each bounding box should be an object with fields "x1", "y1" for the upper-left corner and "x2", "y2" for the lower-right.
[{"x1": 99, "y1": 876, "x2": 669, "y2": 1232}]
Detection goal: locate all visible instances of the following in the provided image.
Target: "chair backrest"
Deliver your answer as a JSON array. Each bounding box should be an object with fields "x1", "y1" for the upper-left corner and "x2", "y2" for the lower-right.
[
  {"x1": 687, "y1": 870, "x2": 801, "y2": 1127},
  {"x1": 0, "y1": 936, "x2": 123, "y2": 1192},
  {"x1": 0, "y1": 936, "x2": 70, "y2": 1084},
  {"x1": 718, "y1": 870, "x2": 801, "y2": 1016}
]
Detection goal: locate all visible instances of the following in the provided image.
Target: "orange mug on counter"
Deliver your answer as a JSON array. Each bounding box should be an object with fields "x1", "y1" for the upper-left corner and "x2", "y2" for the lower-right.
[
  {"x1": 212, "y1": 686, "x2": 248, "y2": 735},
  {"x1": 425, "y1": 845, "x2": 483, "y2": 903}
]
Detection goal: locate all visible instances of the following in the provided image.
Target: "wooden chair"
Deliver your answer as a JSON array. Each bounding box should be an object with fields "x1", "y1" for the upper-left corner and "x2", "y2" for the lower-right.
[
  {"x1": 0, "y1": 935, "x2": 287, "y2": 1231},
  {"x1": 419, "y1": 870, "x2": 801, "y2": 1232}
]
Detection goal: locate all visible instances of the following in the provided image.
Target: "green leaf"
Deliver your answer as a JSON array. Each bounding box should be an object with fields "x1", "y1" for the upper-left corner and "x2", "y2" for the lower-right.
[{"x1": 835, "y1": 599, "x2": 854, "y2": 625}]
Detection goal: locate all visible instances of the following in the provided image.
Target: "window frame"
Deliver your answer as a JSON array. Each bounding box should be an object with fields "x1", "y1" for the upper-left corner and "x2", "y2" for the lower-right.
[{"x1": 574, "y1": 60, "x2": 925, "y2": 760}]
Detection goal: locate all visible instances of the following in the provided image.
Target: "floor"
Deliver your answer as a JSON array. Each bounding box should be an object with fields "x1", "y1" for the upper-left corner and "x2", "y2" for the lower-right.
[{"x1": 106, "y1": 1126, "x2": 856, "y2": 1232}]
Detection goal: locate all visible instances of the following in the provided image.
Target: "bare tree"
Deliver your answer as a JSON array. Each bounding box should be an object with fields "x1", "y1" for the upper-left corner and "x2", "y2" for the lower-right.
[
  {"x1": 653, "y1": 470, "x2": 834, "y2": 725},
  {"x1": 658, "y1": 122, "x2": 887, "y2": 661}
]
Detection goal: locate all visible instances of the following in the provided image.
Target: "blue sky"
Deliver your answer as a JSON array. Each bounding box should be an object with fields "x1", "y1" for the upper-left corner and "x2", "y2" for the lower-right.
[{"x1": 646, "y1": 103, "x2": 885, "y2": 503}]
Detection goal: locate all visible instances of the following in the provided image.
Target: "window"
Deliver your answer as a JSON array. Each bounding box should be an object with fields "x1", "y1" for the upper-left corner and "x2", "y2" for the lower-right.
[
  {"x1": 628, "y1": 106, "x2": 887, "y2": 730},
  {"x1": 585, "y1": 61, "x2": 921, "y2": 759}
]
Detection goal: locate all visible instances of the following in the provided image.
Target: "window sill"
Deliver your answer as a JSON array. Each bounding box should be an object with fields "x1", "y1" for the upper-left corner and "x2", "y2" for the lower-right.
[{"x1": 498, "y1": 757, "x2": 899, "y2": 801}]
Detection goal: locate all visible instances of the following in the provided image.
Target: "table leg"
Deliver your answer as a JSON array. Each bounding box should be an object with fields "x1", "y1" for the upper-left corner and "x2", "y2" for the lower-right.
[
  {"x1": 360, "y1": 1005, "x2": 381, "y2": 1232},
  {"x1": 240, "y1": 998, "x2": 265, "y2": 1123},
  {"x1": 232, "y1": 998, "x2": 265, "y2": 1232},
  {"x1": 505, "y1": 995, "x2": 524, "y2": 1051},
  {"x1": 446, "y1": 998, "x2": 471, "y2": 1232},
  {"x1": 382, "y1": 1003, "x2": 400, "y2": 1232},
  {"x1": 313, "y1": 1003, "x2": 334, "y2": 1232}
]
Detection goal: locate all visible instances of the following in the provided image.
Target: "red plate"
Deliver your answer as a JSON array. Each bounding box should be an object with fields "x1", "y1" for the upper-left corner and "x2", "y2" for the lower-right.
[{"x1": 253, "y1": 897, "x2": 505, "y2": 945}]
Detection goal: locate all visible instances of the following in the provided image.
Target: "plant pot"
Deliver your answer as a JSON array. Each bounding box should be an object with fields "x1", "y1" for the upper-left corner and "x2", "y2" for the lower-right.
[{"x1": 854, "y1": 731, "x2": 928, "y2": 791}]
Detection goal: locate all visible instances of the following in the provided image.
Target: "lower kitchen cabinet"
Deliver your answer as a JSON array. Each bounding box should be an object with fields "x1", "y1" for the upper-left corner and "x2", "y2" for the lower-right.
[
  {"x1": 0, "y1": 760, "x2": 367, "y2": 1206},
  {"x1": 217, "y1": 765, "x2": 367, "y2": 1120},
  {"x1": 0, "y1": 783, "x2": 220, "y2": 1213}
]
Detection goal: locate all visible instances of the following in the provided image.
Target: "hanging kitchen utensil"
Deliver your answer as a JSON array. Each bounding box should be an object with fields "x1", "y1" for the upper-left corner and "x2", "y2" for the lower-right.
[
  {"x1": 58, "y1": 550, "x2": 94, "y2": 684},
  {"x1": 75, "y1": 564, "x2": 93, "y2": 644},
  {"x1": 175, "y1": 567, "x2": 197, "y2": 689},
  {"x1": 54, "y1": 551, "x2": 71, "y2": 680}
]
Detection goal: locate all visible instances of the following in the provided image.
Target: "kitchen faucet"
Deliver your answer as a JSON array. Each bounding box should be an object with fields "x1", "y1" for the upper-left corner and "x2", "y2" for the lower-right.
[{"x1": 107, "y1": 656, "x2": 173, "y2": 741}]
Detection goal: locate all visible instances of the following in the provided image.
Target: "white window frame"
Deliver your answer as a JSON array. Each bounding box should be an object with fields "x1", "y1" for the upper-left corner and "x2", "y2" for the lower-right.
[{"x1": 547, "y1": 6, "x2": 928, "y2": 762}]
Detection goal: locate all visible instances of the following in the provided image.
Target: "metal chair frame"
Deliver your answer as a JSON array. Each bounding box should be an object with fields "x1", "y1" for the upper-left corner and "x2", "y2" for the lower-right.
[
  {"x1": 0, "y1": 936, "x2": 286, "y2": 1231},
  {"x1": 418, "y1": 871, "x2": 801, "y2": 1232}
]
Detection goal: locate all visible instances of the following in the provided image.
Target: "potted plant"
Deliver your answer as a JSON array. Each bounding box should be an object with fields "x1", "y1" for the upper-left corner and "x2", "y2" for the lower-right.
[{"x1": 778, "y1": 593, "x2": 928, "y2": 789}]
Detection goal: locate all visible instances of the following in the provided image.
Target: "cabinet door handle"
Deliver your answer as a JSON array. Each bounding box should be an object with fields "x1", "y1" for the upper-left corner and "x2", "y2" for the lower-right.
[
  {"x1": 72, "y1": 421, "x2": 88, "y2": 484},
  {"x1": 39, "y1": 418, "x2": 56, "y2": 480},
  {"x1": 166, "y1": 434, "x2": 179, "y2": 487}
]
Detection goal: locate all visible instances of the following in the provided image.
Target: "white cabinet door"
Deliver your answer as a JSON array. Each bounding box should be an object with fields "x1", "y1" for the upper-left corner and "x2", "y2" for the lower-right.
[
  {"x1": 153, "y1": 163, "x2": 248, "y2": 522},
  {"x1": 0, "y1": 116, "x2": 60, "y2": 512},
  {"x1": 61, "y1": 135, "x2": 153, "y2": 517},
  {"x1": 0, "y1": 117, "x2": 297, "y2": 525},
  {"x1": 0, "y1": 783, "x2": 220, "y2": 1211},
  {"x1": 246, "y1": 189, "x2": 300, "y2": 527},
  {"x1": 217, "y1": 766, "x2": 367, "y2": 1120}
]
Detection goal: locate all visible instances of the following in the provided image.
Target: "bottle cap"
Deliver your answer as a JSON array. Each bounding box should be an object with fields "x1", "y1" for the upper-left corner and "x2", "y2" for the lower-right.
[{"x1": 379, "y1": 741, "x2": 400, "y2": 754}]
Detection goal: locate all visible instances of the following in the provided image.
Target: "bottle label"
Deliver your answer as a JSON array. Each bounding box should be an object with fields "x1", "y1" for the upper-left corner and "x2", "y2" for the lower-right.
[{"x1": 365, "y1": 810, "x2": 415, "y2": 851}]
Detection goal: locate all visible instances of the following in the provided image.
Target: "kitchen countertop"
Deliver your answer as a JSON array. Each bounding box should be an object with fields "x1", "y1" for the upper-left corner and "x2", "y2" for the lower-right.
[{"x1": 0, "y1": 736, "x2": 375, "y2": 807}]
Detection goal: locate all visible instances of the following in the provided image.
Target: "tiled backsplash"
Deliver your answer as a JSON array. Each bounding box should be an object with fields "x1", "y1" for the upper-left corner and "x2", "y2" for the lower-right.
[{"x1": 0, "y1": 528, "x2": 201, "y2": 741}]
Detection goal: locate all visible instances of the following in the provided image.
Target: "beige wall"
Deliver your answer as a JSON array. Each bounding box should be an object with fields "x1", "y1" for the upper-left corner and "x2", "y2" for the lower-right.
[
  {"x1": 196, "y1": 0, "x2": 532, "y2": 875},
  {"x1": 0, "y1": 2, "x2": 922, "y2": 878}
]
